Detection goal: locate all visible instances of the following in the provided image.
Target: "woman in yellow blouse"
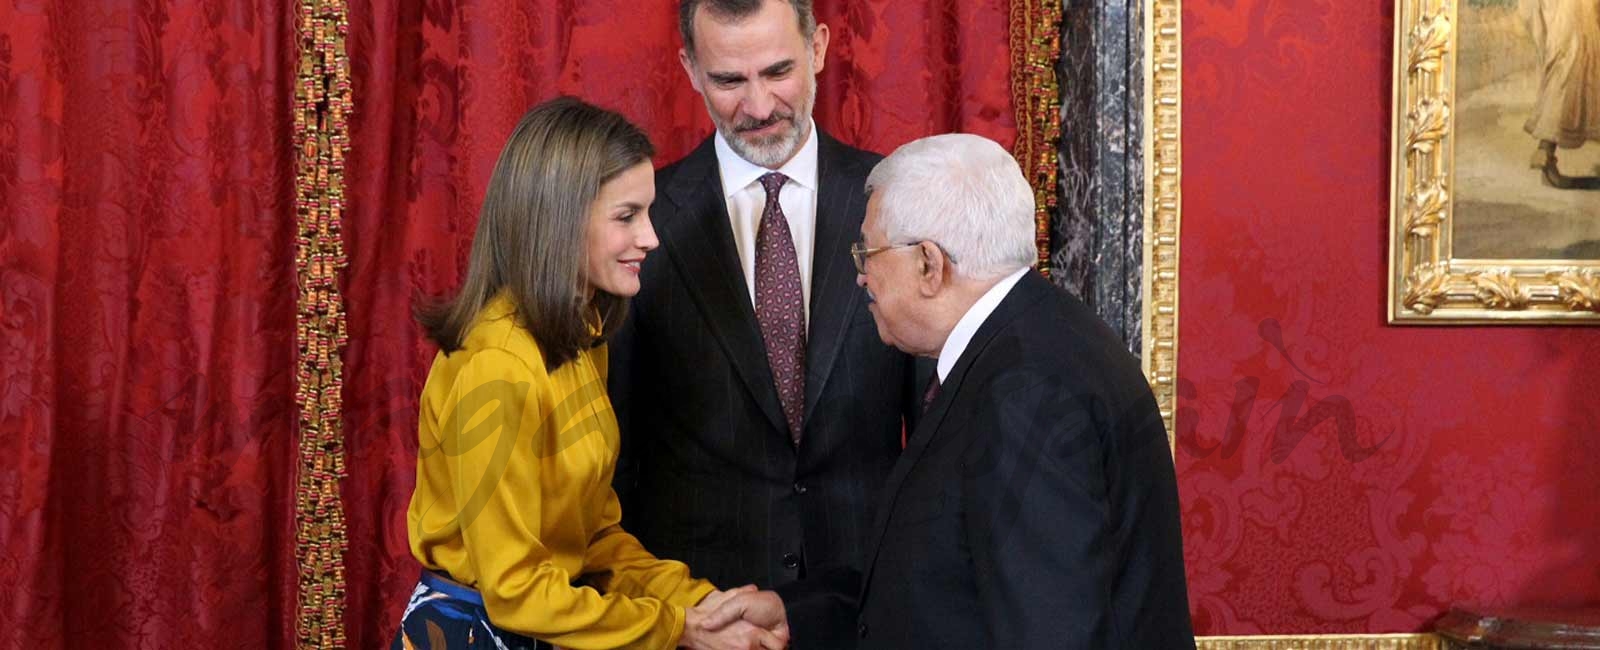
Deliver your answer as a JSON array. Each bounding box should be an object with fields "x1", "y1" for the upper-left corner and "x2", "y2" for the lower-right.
[{"x1": 392, "y1": 97, "x2": 788, "y2": 650}]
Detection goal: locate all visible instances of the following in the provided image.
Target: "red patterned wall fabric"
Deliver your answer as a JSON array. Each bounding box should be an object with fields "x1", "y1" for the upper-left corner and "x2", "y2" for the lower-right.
[
  {"x1": 1180, "y1": 0, "x2": 1600, "y2": 635},
  {"x1": 0, "y1": 1, "x2": 300, "y2": 648},
  {"x1": 337, "y1": 2, "x2": 1015, "y2": 646}
]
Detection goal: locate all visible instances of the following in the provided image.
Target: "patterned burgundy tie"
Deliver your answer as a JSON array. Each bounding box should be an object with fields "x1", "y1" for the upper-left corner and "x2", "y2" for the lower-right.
[{"x1": 755, "y1": 172, "x2": 806, "y2": 445}]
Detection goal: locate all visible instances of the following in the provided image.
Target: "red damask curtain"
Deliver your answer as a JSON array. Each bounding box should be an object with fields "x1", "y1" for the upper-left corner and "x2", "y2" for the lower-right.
[
  {"x1": 339, "y1": 2, "x2": 1016, "y2": 646},
  {"x1": 1, "y1": 1, "x2": 1019, "y2": 647},
  {"x1": 0, "y1": 1, "x2": 300, "y2": 647}
]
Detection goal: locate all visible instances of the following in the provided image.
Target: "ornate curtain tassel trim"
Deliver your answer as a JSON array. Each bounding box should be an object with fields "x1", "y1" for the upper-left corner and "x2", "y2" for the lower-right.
[
  {"x1": 1009, "y1": 0, "x2": 1064, "y2": 275},
  {"x1": 293, "y1": 0, "x2": 352, "y2": 646}
]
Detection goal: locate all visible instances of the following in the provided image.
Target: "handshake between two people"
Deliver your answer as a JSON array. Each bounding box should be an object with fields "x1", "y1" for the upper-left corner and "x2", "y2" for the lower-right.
[{"x1": 679, "y1": 585, "x2": 790, "y2": 650}]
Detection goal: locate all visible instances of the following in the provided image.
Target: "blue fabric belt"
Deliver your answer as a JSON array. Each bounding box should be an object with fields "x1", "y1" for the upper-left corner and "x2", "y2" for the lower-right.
[{"x1": 420, "y1": 570, "x2": 484, "y2": 607}]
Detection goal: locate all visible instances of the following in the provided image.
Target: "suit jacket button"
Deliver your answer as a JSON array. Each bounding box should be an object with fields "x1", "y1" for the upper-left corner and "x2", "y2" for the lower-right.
[
  {"x1": 793, "y1": 482, "x2": 808, "y2": 495},
  {"x1": 858, "y1": 622, "x2": 869, "y2": 638},
  {"x1": 782, "y1": 553, "x2": 800, "y2": 569}
]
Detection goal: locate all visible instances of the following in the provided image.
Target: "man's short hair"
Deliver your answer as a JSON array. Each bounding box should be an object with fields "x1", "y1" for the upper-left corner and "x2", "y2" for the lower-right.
[
  {"x1": 865, "y1": 134, "x2": 1038, "y2": 281},
  {"x1": 679, "y1": 0, "x2": 817, "y2": 57}
]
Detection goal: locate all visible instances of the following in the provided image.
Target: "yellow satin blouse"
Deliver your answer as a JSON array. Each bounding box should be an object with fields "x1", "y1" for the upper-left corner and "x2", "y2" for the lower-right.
[{"x1": 406, "y1": 295, "x2": 714, "y2": 649}]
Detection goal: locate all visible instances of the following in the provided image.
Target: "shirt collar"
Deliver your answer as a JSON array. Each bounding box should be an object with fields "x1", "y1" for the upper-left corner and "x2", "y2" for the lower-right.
[
  {"x1": 936, "y1": 267, "x2": 1031, "y2": 382},
  {"x1": 713, "y1": 119, "x2": 820, "y2": 198}
]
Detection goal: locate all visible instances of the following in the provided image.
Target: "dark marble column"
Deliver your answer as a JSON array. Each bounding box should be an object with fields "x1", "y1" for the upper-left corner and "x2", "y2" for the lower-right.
[{"x1": 1052, "y1": 0, "x2": 1145, "y2": 356}]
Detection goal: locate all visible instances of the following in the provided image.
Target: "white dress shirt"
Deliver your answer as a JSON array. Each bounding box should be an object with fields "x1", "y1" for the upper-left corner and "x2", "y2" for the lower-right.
[
  {"x1": 714, "y1": 122, "x2": 820, "y2": 321},
  {"x1": 936, "y1": 267, "x2": 1032, "y2": 382}
]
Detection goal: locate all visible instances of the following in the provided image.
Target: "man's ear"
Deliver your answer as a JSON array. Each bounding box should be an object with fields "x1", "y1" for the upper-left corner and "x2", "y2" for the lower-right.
[
  {"x1": 917, "y1": 241, "x2": 947, "y2": 297},
  {"x1": 810, "y1": 23, "x2": 830, "y2": 75},
  {"x1": 679, "y1": 48, "x2": 703, "y2": 93}
]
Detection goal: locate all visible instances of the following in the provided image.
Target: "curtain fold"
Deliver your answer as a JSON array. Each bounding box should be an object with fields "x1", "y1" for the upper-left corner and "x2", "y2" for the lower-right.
[{"x1": 0, "y1": 1, "x2": 301, "y2": 647}]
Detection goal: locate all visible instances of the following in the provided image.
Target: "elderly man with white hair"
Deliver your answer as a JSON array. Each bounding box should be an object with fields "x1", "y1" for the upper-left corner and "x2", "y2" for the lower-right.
[{"x1": 848, "y1": 133, "x2": 1195, "y2": 649}]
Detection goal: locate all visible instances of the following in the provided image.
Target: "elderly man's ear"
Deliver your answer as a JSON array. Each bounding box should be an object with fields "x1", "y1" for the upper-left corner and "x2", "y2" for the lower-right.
[{"x1": 917, "y1": 241, "x2": 948, "y2": 297}]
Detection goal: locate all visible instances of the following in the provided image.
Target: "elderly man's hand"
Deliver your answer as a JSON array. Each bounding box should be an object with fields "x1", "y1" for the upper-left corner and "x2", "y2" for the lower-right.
[
  {"x1": 682, "y1": 591, "x2": 789, "y2": 650},
  {"x1": 697, "y1": 585, "x2": 757, "y2": 612},
  {"x1": 699, "y1": 590, "x2": 788, "y2": 635}
]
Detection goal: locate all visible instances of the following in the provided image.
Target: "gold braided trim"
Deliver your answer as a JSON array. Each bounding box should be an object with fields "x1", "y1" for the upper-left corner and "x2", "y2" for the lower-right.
[
  {"x1": 1198, "y1": 634, "x2": 1442, "y2": 649},
  {"x1": 1009, "y1": 0, "x2": 1063, "y2": 275},
  {"x1": 293, "y1": 0, "x2": 351, "y2": 646}
]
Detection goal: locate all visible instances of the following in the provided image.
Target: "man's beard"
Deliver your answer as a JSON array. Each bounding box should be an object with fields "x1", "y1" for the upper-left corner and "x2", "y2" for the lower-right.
[{"x1": 711, "y1": 79, "x2": 817, "y2": 169}]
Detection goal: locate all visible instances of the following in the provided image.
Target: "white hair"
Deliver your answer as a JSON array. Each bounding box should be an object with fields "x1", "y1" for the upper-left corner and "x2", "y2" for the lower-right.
[{"x1": 864, "y1": 134, "x2": 1037, "y2": 280}]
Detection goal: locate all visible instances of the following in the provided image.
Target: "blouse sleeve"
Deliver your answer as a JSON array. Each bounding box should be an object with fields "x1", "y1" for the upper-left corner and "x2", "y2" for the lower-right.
[{"x1": 581, "y1": 485, "x2": 717, "y2": 607}]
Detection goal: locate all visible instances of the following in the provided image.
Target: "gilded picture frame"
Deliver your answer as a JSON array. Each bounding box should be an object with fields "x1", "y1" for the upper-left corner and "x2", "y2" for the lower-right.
[
  {"x1": 1388, "y1": 0, "x2": 1600, "y2": 324},
  {"x1": 1144, "y1": 0, "x2": 1182, "y2": 443}
]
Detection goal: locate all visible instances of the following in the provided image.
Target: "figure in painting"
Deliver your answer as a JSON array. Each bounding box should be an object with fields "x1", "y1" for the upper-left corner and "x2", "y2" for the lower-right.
[{"x1": 1524, "y1": 0, "x2": 1600, "y2": 189}]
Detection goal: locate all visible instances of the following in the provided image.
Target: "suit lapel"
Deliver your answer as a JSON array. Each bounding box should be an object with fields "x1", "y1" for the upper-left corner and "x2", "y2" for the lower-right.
[
  {"x1": 659, "y1": 139, "x2": 789, "y2": 436},
  {"x1": 802, "y1": 133, "x2": 866, "y2": 423},
  {"x1": 857, "y1": 271, "x2": 1052, "y2": 603}
]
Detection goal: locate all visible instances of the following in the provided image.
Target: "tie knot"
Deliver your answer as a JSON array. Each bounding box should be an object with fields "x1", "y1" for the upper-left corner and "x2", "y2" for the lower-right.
[{"x1": 759, "y1": 172, "x2": 789, "y2": 197}]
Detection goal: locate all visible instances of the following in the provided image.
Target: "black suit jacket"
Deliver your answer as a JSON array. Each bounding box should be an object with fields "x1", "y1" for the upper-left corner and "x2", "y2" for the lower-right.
[
  {"x1": 609, "y1": 131, "x2": 922, "y2": 648},
  {"x1": 856, "y1": 271, "x2": 1196, "y2": 649}
]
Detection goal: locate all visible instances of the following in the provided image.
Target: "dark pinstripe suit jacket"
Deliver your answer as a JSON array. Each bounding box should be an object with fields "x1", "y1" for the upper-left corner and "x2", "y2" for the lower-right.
[{"x1": 608, "y1": 131, "x2": 921, "y2": 648}]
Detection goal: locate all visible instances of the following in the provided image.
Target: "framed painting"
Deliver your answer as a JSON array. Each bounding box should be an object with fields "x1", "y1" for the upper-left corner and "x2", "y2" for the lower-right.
[{"x1": 1389, "y1": 0, "x2": 1600, "y2": 323}]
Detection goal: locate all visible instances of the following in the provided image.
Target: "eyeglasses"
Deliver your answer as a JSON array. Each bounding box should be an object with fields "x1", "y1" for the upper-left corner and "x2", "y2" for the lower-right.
[
  {"x1": 849, "y1": 242, "x2": 917, "y2": 274},
  {"x1": 849, "y1": 241, "x2": 956, "y2": 274}
]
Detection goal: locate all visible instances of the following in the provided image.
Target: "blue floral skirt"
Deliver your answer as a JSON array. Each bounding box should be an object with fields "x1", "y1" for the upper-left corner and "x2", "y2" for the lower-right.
[{"x1": 391, "y1": 571, "x2": 550, "y2": 650}]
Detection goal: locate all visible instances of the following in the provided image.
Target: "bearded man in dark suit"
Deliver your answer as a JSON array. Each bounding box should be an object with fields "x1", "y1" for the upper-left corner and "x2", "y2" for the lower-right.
[{"x1": 607, "y1": 1, "x2": 922, "y2": 647}]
